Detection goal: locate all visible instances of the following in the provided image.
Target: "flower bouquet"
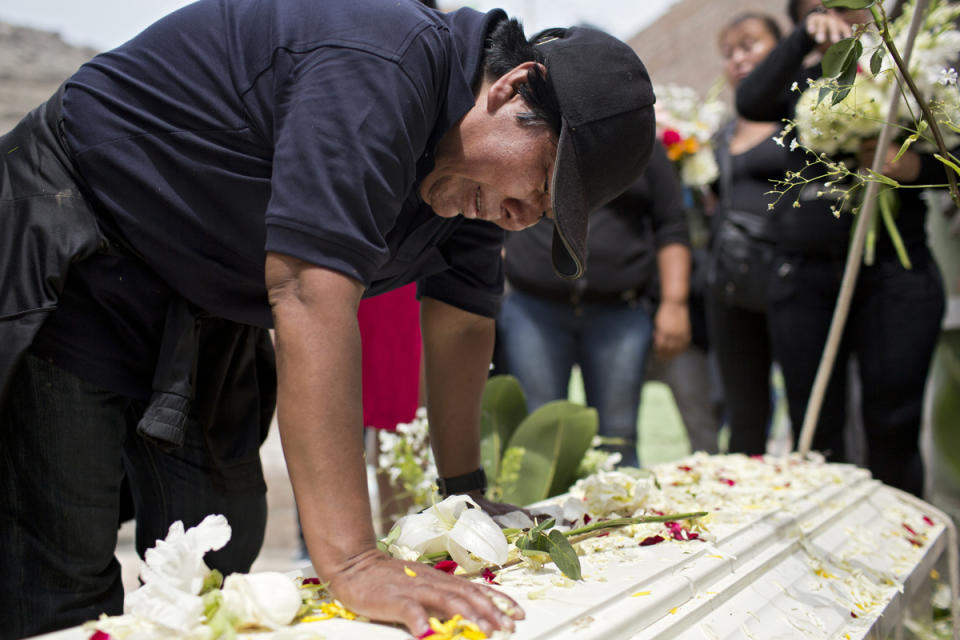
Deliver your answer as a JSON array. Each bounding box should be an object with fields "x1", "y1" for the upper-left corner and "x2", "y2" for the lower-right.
[
  {"x1": 653, "y1": 84, "x2": 727, "y2": 187},
  {"x1": 793, "y1": 0, "x2": 960, "y2": 156}
]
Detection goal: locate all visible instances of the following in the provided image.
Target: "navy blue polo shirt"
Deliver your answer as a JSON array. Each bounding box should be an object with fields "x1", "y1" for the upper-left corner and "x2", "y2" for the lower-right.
[{"x1": 32, "y1": 0, "x2": 507, "y2": 398}]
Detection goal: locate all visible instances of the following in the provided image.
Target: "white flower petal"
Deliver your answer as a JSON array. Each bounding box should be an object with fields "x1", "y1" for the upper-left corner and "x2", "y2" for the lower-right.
[
  {"x1": 448, "y1": 509, "x2": 508, "y2": 565},
  {"x1": 124, "y1": 582, "x2": 205, "y2": 633},
  {"x1": 140, "y1": 515, "x2": 231, "y2": 595},
  {"x1": 447, "y1": 538, "x2": 484, "y2": 573},
  {"x1": 221, "y1": 572, "x2": 302, "y2": 629},
  {"x1": 393, "y1": 511, "x2": 446, "y2": 554},
  {"x1": 431, "y1": 494, "x2": 477, "y2": 525}
]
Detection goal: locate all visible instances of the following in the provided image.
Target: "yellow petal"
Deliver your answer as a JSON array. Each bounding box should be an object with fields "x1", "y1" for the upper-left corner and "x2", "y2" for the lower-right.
[
  {"x1": 404, "y1": 566, "x2": 417, "y2": 578},
  {"x1": 632, "y1": 591, "x2": 651, "y2": 597}
]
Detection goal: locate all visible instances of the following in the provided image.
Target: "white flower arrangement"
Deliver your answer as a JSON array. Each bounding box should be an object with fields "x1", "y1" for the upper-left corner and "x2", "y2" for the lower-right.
[
  {"x1": 654, "y1": 83, "x2": 727, "y2": 187},
  {"x1": 793, "y1": 0, "x2": 960, "y2": 156},
  {"x1": 390, "y1": 494, "x2": 510, "y2": 572}
]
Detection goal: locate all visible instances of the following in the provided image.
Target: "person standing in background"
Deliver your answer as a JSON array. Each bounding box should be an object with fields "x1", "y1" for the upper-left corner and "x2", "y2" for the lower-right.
[
  {"x1": 705, "y1": 12, "x2": 786, "y2": 455},
  {"x1": 496, "y1": 142, "x2": 691, "y2": 468},
  {"x1": 736, "y1": 0, "x2": 946, "y2": 495}
]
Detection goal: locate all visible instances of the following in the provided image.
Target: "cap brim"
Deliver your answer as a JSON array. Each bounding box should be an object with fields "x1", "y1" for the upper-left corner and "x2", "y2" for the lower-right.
[{"x1": 550, "y1": 122, "x2": 589, "y2": 280}]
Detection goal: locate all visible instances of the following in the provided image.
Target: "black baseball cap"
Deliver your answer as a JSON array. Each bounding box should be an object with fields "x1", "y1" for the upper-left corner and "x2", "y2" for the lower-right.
[{"x1": 536, "y1": 27, "x2": 656, "y2": 279}]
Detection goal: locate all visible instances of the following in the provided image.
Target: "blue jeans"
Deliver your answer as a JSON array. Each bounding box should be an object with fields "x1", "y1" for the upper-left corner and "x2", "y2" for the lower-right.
[
  {"x1": 496, "y1": 290, "x2": 654, "y2": 467},
  {"x1": 0, "y1": 354, "x2": 267, "y2": 639}
]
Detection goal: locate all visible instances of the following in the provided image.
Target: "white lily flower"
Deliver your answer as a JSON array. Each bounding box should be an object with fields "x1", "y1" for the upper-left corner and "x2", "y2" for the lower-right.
[
  {"x1": 139, "y1": 514, "x2": 232, "y2": 595},
  {"x1": 124, "y1": 514, "x2": 232, "y2": 633},
  {"x1": 221, "y1": 572, "x2": 302, "y2": 629},
  {"x1": 393, "y1": 495, "x2": 508, "y2": 571}
]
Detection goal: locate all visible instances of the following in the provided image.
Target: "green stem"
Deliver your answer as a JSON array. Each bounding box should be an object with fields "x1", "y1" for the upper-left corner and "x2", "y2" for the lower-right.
[
  {"x1": 869, "y1": 3, "x2": 960, "y2": 208},
  {"x1": 563, "y1": 511, "x2": 708, "y2": 538}
]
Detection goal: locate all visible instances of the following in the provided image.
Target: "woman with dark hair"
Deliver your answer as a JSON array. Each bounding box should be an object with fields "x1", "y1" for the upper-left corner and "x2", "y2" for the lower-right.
[
  {"x1": 705, "y1": 12, "x2": 785, "y2": 455},
  {"x1": 735, "y1": 1, "x2": 946, "y2": 496}
]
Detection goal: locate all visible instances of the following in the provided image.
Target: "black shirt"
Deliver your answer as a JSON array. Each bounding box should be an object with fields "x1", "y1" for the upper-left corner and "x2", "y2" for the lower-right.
[
  {"x1": 33, "y1": 0, "x2": 507, "y2": 398},
  {"x1": 504, "y1": 143, "x2": 689, "y2": 301}
]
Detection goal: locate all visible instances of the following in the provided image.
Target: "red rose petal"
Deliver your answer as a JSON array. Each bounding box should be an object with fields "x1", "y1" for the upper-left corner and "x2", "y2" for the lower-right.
[
  {"x1": 481, "y1": 568, "x2": 500, "y2": 585},
  {"x1": 903, "y1": 524, "x2": 918, "y2": 536},
  {"x1": 639, "y1": 535, "x2": 665, "y2": 546},
  {"x1": 923, "y1": 516, "x2": 935, "y2": 526},
  {"x1": 90, "y1": 632, "x2": 113, "y2": 640},
  {"x1": 418, "y1": 631, "x2": 436, "y2": 639},
  {"x1": 302, "y1": 577, "x2": 321, "y2": 585},
  {"x1": 433, "y1": 560, "x2": 458, "y2": 574}
]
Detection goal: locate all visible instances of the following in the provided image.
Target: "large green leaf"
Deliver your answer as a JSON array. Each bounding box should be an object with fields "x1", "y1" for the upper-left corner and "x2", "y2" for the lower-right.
[
  {"x1": 479, "y1": 375, "x2": 528, "y2": 482},
  {"x1": 499, "y1": 400, "x2": 598, "y2": 505},
  {"x1": 932, "y1": 332, "x2": 960, "y2": 477},
  {"x1": 823, "y1": 0, "x2": 875, "y2": 9},
  {"x1": 822, "y1": 37, "x2": 860, "y2": 79}
]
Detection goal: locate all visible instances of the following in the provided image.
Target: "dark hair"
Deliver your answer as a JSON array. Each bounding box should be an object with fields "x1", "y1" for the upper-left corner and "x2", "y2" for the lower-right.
[
  {"x1": 483, "y1": 19, "x2": 562, "y2": 135},
  {"x1": 720, "y1": 12, "x2": 783, "y2": 43}
]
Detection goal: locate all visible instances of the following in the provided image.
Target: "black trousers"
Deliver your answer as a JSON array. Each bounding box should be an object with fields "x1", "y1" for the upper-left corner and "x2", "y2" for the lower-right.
[
  {"x1": 767, "y1": 251, "x2": 944, "y2": 496},
  {"x1": 705, "y1": 292, "x2": 773, "y2": 456}
]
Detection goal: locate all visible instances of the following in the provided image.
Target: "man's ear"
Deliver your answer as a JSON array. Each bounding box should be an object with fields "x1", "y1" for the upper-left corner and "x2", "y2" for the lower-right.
[{"x1": 485, "y1": 61, "x2": 547, "y2": 112}]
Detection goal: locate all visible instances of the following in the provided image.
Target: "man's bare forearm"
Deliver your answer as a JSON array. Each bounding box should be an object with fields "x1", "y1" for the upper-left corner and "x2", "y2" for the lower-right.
[
  {"x1": 267, "y1": 253, "x2": 374, "y2": 577},
  {"x1": 420, "y1": 297, "x2": 495, "y2": 479}
]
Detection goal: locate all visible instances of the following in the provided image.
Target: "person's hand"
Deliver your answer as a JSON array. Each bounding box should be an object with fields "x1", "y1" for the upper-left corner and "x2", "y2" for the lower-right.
[
  {"x1": 466, "y1": 490, "x2": 540, "y2": 520},
  {"x1": 805, "y1": 9, "x2": 855, "y2": 49},
  {"x1": 859, "y1": 138, "x2": 922, "y2": 183},
  {"x1": 653, "y1": 299, "x2": 691, "y2": 362},
  {"x1": 325, "y1": 548, "x2": 524, "y2": 637}
]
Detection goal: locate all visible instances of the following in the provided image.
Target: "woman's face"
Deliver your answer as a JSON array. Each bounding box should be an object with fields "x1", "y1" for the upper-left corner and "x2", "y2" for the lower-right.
[{"x1": 720, "y1": 18, "x2": 779, "y2": 86}]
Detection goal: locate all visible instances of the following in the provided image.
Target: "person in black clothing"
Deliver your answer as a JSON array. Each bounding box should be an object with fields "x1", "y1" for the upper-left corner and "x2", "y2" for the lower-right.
[
  {"x1": 706, "y1": 12, "x2": 785, "y2": 455},
  {"x1": 736, "y1": 1, "x2": 946, "y2": 496},
  {"x1": 0, "y1": 1, "x2": 658, "y2": 636},
  {"x1": 497, "y1": 142, "x2": 691, "y2": 467}
]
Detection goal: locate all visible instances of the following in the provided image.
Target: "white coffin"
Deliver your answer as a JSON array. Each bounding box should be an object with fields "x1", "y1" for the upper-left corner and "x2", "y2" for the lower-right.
[{"x1": 38, "y1": 454, "x2": 958, "y2": 640}]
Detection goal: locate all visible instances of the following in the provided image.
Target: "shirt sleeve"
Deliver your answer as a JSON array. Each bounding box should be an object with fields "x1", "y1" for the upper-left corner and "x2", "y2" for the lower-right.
[
  {"x1": 736, "y1": 24, "x2": 817, "y2": 123},
  {"x1": 263, "y1": 44, "x2": 439, "y2": 285},
  {"x1": 646, "y1": 144, "x2": 690, "y2": 249},
  {"x1": 417, "y1": 218, "x2": 505, "y2": 318}
]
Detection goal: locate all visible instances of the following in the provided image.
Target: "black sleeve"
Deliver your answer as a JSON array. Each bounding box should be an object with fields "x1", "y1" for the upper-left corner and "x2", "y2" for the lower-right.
[
  {"x1": 646, "y1": 144, "x2": 690, "y2": 249},
  {"x1": 736, "y1": 23, "x2": 818, "y2": 122}
]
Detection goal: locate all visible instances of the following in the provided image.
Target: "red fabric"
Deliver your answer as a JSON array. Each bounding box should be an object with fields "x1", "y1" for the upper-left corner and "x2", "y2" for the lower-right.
[{"x1": 358, "y1": 283, "x2": 422, "y2": 430}]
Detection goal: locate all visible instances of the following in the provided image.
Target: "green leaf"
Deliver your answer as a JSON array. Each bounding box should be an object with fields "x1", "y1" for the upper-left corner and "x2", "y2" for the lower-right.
[
  {"x1": 931, "y1": 333, "x2": 960, "y2": 478},
  {"x1": 823, "y1": 0, "x2": 874, "y2": 8},
  {"x1": 864, "y1": 199, "x2": 877, "y2": 266},
  {"x1": 377, "y1": 521, "x2": 403, "y2": 553},
  {"x1": 877, "y1": 188, "x2": 911, "y2": 269},
  {"x1": 831, "y1": 55, "x2": 860, "y2": 105},
  {"x1": 200, "y1": 569, "x2": 224, "y2": 595},
  {"x1": 821, "y1": 38, "x2": 858, "y2": 79},
  {"x1": 817, "y1": 84, "x2": 833, "y2": 107},
  {"x1": 869, "y1": 47, "x2": 883, "y2": 75},
  {"x1": 515, "y1": 527, "x2": 583, "y2": 580},
  {"x1": 892, "y1": 134, "x2": 918, "y2": 164},
  {"x1": 499, "y1": 400, "x2": 598, "y2": 506},
  {"x1": 480, "y1": 375, "x2": 528, "y2": 482},
  {"x1": 935, "y1": 153, "x2": 960, "y2": 178},
  {"x1": 546, "y1": 530, "x2": 582, "y2": 580},
  {"x1": 864, "y1": 168, "x2": 900, "y2": 188}
]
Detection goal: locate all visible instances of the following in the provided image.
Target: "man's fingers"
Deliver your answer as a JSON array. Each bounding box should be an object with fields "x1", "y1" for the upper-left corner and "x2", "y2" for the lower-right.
[
  {"x1": 327, "y1": 553, "x2": 525, "y2": 637},
  {"x1": 407, "y1": 581, "x2": 518, "y2": 635}
]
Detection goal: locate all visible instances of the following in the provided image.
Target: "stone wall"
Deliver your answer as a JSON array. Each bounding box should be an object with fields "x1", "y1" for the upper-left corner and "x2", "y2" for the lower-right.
[
  {"x1": 0, "y1": 21, "x2": 97, "y2": 133},
  {"x1": 628, "y1": 0, "x2": 792, "y2": 100}
]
